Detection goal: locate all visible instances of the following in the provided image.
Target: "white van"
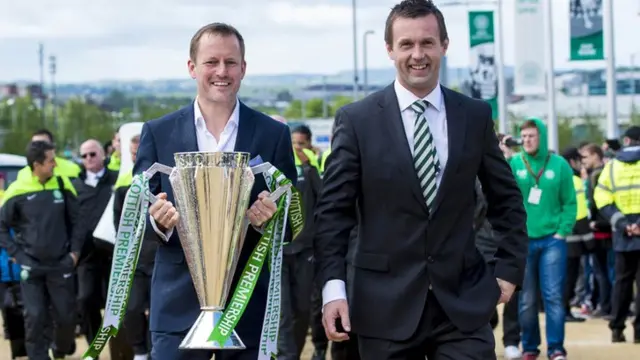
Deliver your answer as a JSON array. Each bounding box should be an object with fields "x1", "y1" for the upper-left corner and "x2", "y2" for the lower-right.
[{"x1": 0, "y1": 153, "x2": 27, "y2": 189}]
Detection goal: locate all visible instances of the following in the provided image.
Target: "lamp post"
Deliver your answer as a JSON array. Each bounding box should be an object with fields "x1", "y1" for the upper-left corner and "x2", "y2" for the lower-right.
[
  {"x1": 363, "y1": 30, "x2": 375, "y2": 97},
  {"x1": 603, "y1": 0, "x2": 618, "y2": 139},
  {"x1": 49, "y1": 55, "x2": 58, "y2": 130},
  {"x1": 352, "y1": 0, "x2": 359, "y2": 100}
]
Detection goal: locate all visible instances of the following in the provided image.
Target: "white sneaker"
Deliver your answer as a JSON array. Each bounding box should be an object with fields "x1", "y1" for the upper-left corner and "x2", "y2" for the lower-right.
[
  {"x1": 504, "y1": 345, "x2": 523, "y2": 359},
  {"x1": 133, "y1": 355, "x2": 149, "y2": 360}
]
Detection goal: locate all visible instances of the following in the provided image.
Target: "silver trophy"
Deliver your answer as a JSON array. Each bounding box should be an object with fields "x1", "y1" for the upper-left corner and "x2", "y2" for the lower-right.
[{"x1": 144, "y1": 151, "x2": 274, "y2": 350}]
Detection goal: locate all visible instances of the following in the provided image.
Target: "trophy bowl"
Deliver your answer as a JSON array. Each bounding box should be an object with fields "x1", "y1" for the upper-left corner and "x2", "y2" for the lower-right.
[{"x1": 169, "y1": 151, "x2": 255, "y2": 350}]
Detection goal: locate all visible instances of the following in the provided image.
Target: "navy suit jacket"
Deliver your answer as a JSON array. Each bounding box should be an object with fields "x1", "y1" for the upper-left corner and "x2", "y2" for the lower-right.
[{"x1": 133, "y1": 101, "x2": 296, "y2": 346}]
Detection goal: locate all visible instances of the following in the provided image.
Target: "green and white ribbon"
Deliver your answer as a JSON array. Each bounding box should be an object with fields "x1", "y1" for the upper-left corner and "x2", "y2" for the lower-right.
[
  {"x1": 83, "y1": 174, "x2": 150, "y2": 360},
  {"x1": 208, "y1": 164, "x2": 303, "y2": 359}
]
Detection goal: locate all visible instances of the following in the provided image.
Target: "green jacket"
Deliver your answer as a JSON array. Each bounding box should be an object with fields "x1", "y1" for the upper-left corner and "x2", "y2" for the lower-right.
[{"x1": 508, "y1": 117, "x2": 577, "y2": 238}]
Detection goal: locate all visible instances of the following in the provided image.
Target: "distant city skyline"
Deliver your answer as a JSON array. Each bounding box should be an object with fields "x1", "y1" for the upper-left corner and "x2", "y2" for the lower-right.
[{"x1": 1, "y1": 0, "x2": 639, "y2": 83}]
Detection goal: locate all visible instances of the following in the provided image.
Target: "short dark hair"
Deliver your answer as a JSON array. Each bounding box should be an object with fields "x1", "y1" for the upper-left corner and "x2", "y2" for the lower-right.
[
  {"x1": 26, "y1": 141, "x2": 55, "y2": 170},
  {"x1": 32, "y1": 129, "x2": 54, "y2": 144},
  {"x1": 385, "y1": 0, "x2": 448, "y2": 46},
  {"x1": 582, "y1": 143, "x2": 604, "y2": 159},
  {"x1": 292, "y1": 125, "x2": 312, "y2": 141},
  {"x1": 561, "y1": 146, "x2": 581, "y2": 162},
  {"x1": 190, "y1": 23, "x2": 245, "y2": 62}
]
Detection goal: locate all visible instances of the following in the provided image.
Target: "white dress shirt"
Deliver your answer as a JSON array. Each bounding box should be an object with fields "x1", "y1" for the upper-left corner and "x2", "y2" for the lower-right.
[
  {"x1": 84, "y1": 168, "x2": 106, "y2": 187},
  {"x1": 322, "y1": 80, "x2": 449, "y2": 307},
  {"x1": 150, "y1": 98, "x2": 240, "y2": 241}
]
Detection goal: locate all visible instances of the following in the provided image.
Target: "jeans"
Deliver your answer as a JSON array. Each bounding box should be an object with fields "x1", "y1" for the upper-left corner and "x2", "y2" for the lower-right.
[{"x1": 519, "y1": 235, "x2": 567, "y2": 357}]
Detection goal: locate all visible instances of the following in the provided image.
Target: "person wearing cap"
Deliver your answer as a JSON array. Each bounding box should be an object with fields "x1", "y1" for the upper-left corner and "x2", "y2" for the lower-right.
[{"x1": 593, "y1": 126, "x2": 640, "y2": 344}]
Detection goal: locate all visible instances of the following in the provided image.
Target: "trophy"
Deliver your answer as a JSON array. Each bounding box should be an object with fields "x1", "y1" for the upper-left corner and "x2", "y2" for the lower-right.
[{"x1": 145, "y1": 151, "x2": 255, "y2": 350}]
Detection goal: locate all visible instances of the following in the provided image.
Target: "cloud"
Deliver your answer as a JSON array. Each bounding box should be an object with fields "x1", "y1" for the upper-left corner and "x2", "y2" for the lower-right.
[{"x1": 0, "y1": 0, "x2": 637, "y2": 83}]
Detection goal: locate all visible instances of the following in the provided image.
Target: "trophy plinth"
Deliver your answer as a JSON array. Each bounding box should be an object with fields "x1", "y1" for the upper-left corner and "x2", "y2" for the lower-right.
[
  {"x1": 180, "y1": 310, "x2": 245, "y2": 349},
  {"x1": 164, "y1": 151, "x2": 254, "y2": 350}
]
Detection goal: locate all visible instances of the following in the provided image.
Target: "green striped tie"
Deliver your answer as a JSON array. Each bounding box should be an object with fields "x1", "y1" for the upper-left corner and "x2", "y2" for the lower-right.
[{"x1": 411, "y1": 99, "x2": 440, "y2": 209}]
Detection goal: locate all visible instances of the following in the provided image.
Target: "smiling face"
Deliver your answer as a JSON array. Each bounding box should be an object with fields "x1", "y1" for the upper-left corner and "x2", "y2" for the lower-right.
[
  {"x1": 188, "y1": 30, "x2": 246, "y2": 106},
  {"x1": 386, "y1": 14, "x2": 448, "y2": 97}
]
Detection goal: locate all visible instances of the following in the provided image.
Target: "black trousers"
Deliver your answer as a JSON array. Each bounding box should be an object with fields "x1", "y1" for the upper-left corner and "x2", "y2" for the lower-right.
[
  {"x1": 357, "y1": 292, "x2": 495, "y2": 360},
  {"x1": 490, "y1": 292, "x2": 520, "y2": 347},
  {"x1": 609, "y1": 250, "x2": 640, "y2": 335},
  {"x1": 590, "y1": 248, "x2": 613, "y2": 313},
  {"x1": 278, "y1": 250, "x2": 315, "y2": 360},
  {"x1": 21, "y1": 269, "x2": 76, "y2": 360},
  {"x1": 564, "y1": 256, "x2": 582, "y2": 313},
  {"x1": 77, "y1": 247, "x2": 111, "y2": 345},
  {"x1": 124, "y1": 269, "x2": 152, "y2": 355},
  {"x1": 310, "y1": 284, "x2": 328, "y2": 353}
]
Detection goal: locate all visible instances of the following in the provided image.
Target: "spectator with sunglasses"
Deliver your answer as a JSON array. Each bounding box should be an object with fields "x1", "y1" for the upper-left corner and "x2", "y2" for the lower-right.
[{"x1": 70, "y1": 139, "x2": 119, "y2": 350}]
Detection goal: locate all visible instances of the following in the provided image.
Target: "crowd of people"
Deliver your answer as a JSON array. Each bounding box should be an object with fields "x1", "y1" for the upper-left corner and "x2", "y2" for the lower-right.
[{"x1": 0, "y1": 1, "x2": 639, "y2": 360}]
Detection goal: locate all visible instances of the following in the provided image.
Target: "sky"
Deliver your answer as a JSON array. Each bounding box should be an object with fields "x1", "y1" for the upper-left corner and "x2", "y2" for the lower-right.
[{"x1": 0, "y1": 0, "x2": 639, "y2": 83}]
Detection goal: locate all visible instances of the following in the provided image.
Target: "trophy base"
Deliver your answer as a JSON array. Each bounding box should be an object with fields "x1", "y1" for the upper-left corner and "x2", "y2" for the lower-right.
[{"x1": 179, "y1": 310, "x2": 246, "y2": 350}]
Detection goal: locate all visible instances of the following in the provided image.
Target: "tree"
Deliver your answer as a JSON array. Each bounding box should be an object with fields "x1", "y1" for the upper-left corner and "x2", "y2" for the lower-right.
[
  {"x1": 0, "y1": 96, "x2": 45, "y2": 154},
  {"x1": 330, "y1": 96, "x2": 353, "y2": 116},
  {"x1": 59, "y1": 98, "x2": 116, "y2": 149},
  {"x1": 558, "y1": 117, "x2": 574, "y2": 151}
]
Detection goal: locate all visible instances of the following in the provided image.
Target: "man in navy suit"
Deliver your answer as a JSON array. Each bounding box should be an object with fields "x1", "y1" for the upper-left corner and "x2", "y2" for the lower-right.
[{"x1": 133, "y1": 22, "x2": 296, "y2": 360}]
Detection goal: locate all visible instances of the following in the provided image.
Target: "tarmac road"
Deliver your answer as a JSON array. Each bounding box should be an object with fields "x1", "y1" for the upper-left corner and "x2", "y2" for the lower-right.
[{"x1": 0, "y1": 310, "x2": 637, "y2": 359}]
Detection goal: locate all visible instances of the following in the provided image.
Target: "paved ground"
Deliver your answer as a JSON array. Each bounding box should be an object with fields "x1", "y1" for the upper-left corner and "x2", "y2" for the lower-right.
[{"x1": 0, "y1": 311, "x2": 637, "y2": 359}]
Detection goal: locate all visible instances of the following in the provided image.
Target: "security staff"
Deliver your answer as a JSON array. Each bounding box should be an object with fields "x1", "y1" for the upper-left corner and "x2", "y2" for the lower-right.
[
  {"x1": 106, "y1": 128, "x2": 121, "y2": 172},
  {"x1": 17, "y1": 129, "x2": 82, "y2": 180},
  {"x1": 113, "y1": 134, "x2": 156, "y2": 360},
  {"x1": 0, "y1": 141, "x2": 83, "y2": 360},
  {"x1": 594, "y1": 126, "x2": 640, "y2": 344}
]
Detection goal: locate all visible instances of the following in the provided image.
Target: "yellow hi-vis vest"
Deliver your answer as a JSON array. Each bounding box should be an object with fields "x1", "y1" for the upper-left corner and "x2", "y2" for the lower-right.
[
  {"x1": 573, "y1": 175, "x2": 589, "y2": 221},
  {"x1": 594, "y1": 158, "x2": 640, "y2": 215}
]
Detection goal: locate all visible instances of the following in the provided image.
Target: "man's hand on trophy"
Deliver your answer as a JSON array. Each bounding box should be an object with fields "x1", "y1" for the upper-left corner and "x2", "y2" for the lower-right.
[
  {"x1": 247, "y1": 191, "x2": 277, "y2": 227},
  {"x1": 149, "y1": 192, "x2": 180, "y2": 232}
]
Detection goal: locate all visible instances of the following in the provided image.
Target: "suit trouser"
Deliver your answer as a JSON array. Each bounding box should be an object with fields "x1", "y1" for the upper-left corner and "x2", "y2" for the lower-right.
[
  {"x1": 609, "y1": 250, "x2": 640, "y2": 336},
  {"x1": 331, "y1": 336, "x2": 360, "y2": 360},
  {"x1": 21, "y1": 269, "x2": 76, "y2": 360},
  {"x1": 357, "y1": 291, "x2": 495, "y2": 360},
  {"x1": 124, "y1": 269, "x2": 152, "y2": 355},
  {"x1": 309, "y1": 284, "x2": 328, "y2": 353},
  {"x1": 278, "y1": 250, "x2": 314, "y2": 360},
  {"x1": 77, "y1": 248, "x2": 111, "y2": 345}
]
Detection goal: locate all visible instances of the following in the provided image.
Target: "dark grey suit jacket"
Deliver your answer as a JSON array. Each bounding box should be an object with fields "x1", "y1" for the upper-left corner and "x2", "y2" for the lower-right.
[{"x1": 314, "y1": 84, "x2": 528, "y2": 341}]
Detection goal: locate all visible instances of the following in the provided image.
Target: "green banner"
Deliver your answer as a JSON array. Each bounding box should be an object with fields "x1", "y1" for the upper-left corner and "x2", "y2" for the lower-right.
[
  {"x1": 569, "y1": 0, "x2": 604, "y2": 61},
  {"x1": 468, "y1": 11, "x2": 498, "y2": 120}
]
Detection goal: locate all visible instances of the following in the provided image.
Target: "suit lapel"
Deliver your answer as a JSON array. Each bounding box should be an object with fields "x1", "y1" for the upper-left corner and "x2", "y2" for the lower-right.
[
  {"x1": 174, "y1": 102, "x2": 198, "y2": 155},
  {"x1": 378, "y1": 85, "x2": 429, "y2": 213},
  {"x1": 234, "y1": 102, "x2": 257, "y2": 153},
  {"x1": 430, "y1": 87, "x2": 467, "y2": 217}
]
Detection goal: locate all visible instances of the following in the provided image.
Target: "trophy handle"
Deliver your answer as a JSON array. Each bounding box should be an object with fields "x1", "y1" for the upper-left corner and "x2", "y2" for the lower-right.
[{"x1": 142, "y1": 162, "x2": 176, "y2": 204}]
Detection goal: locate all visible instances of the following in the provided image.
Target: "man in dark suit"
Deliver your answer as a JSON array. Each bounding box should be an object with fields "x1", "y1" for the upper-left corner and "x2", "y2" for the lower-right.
[
  {"x1": 133, "y1": 23, "x2": 296, "y2": 360},
  {"x1": 314, "y1": 1, "x2": 528, "y2": 359}
]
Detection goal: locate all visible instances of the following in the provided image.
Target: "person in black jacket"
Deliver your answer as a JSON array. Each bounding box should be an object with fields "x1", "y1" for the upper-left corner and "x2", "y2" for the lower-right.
[
  {"x1": 580, "y1": 143, "x2": 613, "y2": 317},
  {"x1": 474, "y1": 179, "x2": 522, "y2": 359},
  {"x1": 113, "y1": 134, "x2": 157, "y2": 360},
  {"x1": 71, "y1": 139, "x2": 120, "y2": 347},
  {"x1": 278, "y1": 126, "x2": 323, "y2": 360},
  {"x1": 0, "y1": 141, "x2": 83, "y2": 360}
]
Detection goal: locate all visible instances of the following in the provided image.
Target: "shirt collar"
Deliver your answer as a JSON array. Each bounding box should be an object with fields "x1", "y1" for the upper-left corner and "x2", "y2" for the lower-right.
[
  {"x1": 394, "y1": 79, "x2": 443, "y2": 112},
  {"x1": 194, "y1": 97, "x2": 240, "y2": 129},
  {"x1": 87, "y1": 168, "x2": 105, "y2": 179}
]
